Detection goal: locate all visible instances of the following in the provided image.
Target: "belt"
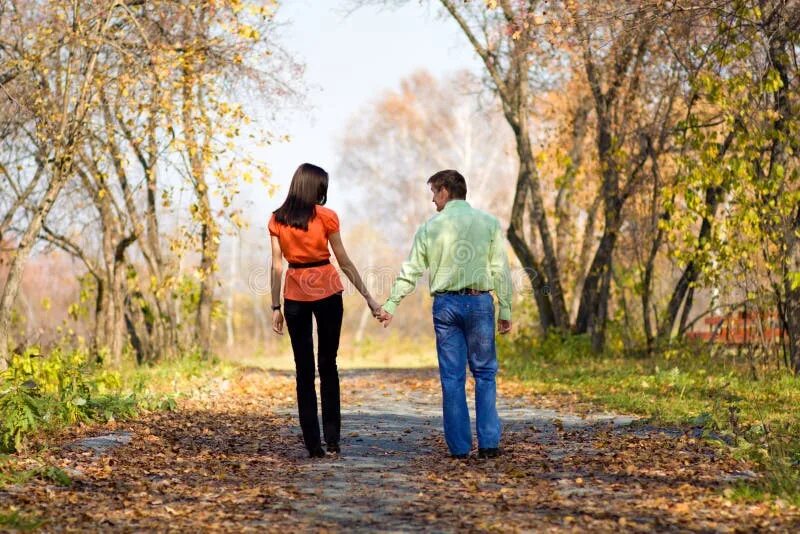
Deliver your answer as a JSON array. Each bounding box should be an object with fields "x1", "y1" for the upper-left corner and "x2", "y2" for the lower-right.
[
  {"x1": 434, "y1": 288, "x2": 490, "y2": 296},
  {"x1": 288, "y1": 259, "x2": 331, "y2": 269}
]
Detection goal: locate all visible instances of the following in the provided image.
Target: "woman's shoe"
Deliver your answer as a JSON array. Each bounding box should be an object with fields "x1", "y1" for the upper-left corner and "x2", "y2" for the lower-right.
[
  {"x1": 308, "y1": 446, "x2": 326, "y2": 458},
  {"x1": 326, "y1": 443, "x2": 340, "y2": 454}
]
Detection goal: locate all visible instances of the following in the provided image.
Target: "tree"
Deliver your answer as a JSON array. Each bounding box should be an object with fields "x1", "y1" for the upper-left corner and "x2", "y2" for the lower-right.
[
  {"x1": 1, "y1": 0, "x2": 300, "y2": 366},
  {"x1": 0, "y1": 1, "x2": 130, "y2": 367},
  {"x1": 438, "y1": 0, "x2": 572, "y2": 331},
  {"x1": 564, "y1": 1, "x2": 692, "y2": 350},
  {"x1": 665, "y1": 1, "x2": 800, "y2": 370}
]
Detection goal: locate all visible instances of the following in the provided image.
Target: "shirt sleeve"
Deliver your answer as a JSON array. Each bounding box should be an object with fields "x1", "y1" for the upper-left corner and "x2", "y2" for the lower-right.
[
  {"x1": 383, "y1": 225, "x2": 428, "y2": 316},
  {"x1": 488, "y1": 221, "x2": 513, "y2": 321},
  {"x1": 321, "y1": 208, "x2": 340, "y2": 237},
  {"x1": 267, "y1": 215, "x2": 279, "y2": 237}
]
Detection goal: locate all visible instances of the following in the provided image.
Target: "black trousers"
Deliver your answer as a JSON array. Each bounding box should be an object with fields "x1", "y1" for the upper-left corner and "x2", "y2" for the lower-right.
[{"x1": 283, "y1": 292, "x2": 343, "y2": 450}]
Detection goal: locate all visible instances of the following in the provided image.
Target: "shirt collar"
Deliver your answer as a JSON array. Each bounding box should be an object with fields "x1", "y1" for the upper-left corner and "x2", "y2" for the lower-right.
[{"x1": 443, "y1": 199, "x2": 470, "y2": 211}]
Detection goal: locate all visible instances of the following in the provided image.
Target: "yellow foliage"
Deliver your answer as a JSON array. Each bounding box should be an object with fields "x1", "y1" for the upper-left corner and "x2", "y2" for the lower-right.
[{"x1": 236, "y1": 25, "x2": 260, "y2": 41}]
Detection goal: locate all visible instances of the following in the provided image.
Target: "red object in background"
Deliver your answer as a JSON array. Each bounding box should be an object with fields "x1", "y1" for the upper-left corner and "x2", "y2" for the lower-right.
[{"x1": 686, "y1": 310, "x2": 786, "y2": 345}]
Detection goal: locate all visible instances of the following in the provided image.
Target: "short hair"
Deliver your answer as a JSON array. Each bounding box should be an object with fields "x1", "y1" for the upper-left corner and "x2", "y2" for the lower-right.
[{"x1": 427, "y1": 170, "x2": 467, "y2": 200}]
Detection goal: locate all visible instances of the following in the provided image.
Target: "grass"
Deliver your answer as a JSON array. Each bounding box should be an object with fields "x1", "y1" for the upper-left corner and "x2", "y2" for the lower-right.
[
  {"x1": 498, "y1": 330, "x2": 800, "y2": 506},
  {"x1": 0, "y1": 346, "x2": 240, "y2": 458},
  {"x1": 0, "y1": 509, "x2": 42, "y2": 531},
  {"x1": 0, "y1": 354, "x2": 236, "y2": 502},
  {"x1": 119, "y1": 350, "x2": 240, "y2": 400}
]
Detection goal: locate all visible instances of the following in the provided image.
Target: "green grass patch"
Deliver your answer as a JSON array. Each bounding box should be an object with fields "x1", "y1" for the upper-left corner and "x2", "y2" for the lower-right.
[
  {"x1": 498, "y1": 330, "x2": 800, "y2": 506},
  {"x1": 0, "y1": 509, "x2": 42, "y2": 531},
  {"x1": 0, "y1": 345, "x2": 232, "y2": 454}
]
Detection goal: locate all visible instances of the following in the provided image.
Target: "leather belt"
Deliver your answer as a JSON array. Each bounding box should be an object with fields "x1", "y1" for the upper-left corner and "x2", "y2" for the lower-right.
[
  {"x1": 288, "y1": 259, "x2": 331, "y2": 269},
  {"x1": 435, "y1": 288, "x2": 489, "y2": 296}
]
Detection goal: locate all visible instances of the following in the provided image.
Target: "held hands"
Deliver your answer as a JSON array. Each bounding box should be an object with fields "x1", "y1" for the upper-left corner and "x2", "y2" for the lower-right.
[
  {"x1": 376, "y1": 307, "x2": 393, "y2": 328},
  {"x1": 366, "y1": 296, "x2": 393, "y2": 328},
  {"x1": 365, "y1": 297, "x2": 506, "y2": 332}
]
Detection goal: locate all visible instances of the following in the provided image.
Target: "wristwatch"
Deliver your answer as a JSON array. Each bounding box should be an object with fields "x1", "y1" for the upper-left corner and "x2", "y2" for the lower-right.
[{"x1": 271, "y1": 304, "x2": 281, "y2": 311}]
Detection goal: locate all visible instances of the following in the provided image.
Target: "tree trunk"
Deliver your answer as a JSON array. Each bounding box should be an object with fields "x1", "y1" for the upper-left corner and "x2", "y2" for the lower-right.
[
  {"x1": 195, "y1": 188, "x2": 218, "y2": 360},
  {"x1": 786, "y1": 210, "x2": 800, "y2": 373},
  {"x1": 571, "y1": 194, "x2": 602, "y2": 322},
  {"x1": 555, "y1": 101, "x2": 590, "y2": 273},
  {"x1": 575, "y1": 222, "x2": 619, "y2": 344},
  {"x1": 226, "y1": 232, "x2": 238, "y2": 350},
  {"x1": 182, "y1": 65, "x2": 218, "y2": 359},
  {"x1": 93, "y1": 275, "x2": 107, "y2": 354},
  {"x1": 103, "y1": 89, "x2": 177, "y2": 362},
  {"x1": 507, "y1": 223, "x2": 556, "y2": 330},
  {"x1": 506, "y1": 157, "x2": 556, "y2": 330},
  {"x1": 642, "y1": 231, "x2": 661, "y2": 352},
  {"x1": 0, "y1": 163, "x2": 71, "y2": 366},
  {"x1": 573, "y1": 88, "x2": 623, "y2": 343},
  {"x1": 504, "y1": 107, "x2": 570, "y2": 331},
  {"x1": 514, "y1": 123, "x2": 571, "y2": 330}
]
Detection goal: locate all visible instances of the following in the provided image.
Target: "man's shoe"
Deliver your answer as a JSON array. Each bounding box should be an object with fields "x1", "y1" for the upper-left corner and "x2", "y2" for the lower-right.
[
  {"x1": 478, "y1": 447, "x2": 501, "y2": 459},
  {"x1": 308, "y1": 446, "x2": 326, "y2": 458},
  {"x1": 326, "y1": 443, "x2": 340, "y2": 454},
  {"x1": 450, "y1": 453, "x2": 468, "y2": 459}
]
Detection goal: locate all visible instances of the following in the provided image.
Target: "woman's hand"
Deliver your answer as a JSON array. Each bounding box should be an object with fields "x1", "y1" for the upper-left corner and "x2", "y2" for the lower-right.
[
  {"x1": 272, "y1": 309, "x2": 284, "y2": 335},
  {"x1": 366, "y1": 296, "x2": 382, "y2": 317}
]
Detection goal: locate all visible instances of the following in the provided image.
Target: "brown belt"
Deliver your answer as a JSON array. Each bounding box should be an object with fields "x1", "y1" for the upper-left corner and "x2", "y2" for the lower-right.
[{"x1": 435, "y1": 288, "x2": 490, "y2": 296}]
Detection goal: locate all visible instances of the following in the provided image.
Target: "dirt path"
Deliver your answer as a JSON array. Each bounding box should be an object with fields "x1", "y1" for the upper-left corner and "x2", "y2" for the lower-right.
[{"x1": 2, "y1": 368, "x2": 798, "y2": 532}]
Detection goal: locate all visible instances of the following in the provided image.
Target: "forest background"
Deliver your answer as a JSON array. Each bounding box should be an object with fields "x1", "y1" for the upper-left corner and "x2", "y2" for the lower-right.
[{"x1": 1, "y1": 0, "x2": 799, "y2": 506}]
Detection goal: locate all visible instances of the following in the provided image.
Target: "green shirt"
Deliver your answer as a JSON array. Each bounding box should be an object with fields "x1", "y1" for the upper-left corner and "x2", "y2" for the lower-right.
[{"x1": 383, "y1": 199, "x2": 513, "y2": 321}]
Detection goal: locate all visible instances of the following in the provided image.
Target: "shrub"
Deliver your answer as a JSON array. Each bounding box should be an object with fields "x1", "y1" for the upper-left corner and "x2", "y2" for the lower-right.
[{"x1": 0, "y1": 346, "x2": 137, "y2": 452}]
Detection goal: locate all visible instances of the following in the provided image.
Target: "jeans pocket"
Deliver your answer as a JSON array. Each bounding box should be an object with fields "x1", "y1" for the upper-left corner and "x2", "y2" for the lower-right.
[
  {"x1": 433, "y1": 298, "x2": 459, "y2": 343},
  {"x1": 433, "y1": 314, "x2": 458, "y2": 343}
]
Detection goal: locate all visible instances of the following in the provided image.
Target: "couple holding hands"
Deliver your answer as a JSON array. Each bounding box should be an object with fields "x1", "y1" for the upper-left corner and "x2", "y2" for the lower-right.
[{"x1": 269, "y1": 164, "x2": 513, "y2": 459}]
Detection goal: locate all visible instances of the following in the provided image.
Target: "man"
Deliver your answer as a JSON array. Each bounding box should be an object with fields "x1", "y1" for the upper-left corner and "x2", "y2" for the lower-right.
[{"x1": 377, "y1": 170, "x2": 513, "y2": 459}]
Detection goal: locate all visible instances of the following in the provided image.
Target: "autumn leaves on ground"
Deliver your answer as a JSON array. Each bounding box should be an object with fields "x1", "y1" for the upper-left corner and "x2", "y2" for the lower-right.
[{"x1": 1, "y1": 364, "x2": 797, "y2": 532}]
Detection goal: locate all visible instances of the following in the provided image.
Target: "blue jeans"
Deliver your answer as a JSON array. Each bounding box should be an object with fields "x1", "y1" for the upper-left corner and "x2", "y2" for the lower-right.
[{"x1": 432, "y1": 292, "x2": 501, "y2": 455}]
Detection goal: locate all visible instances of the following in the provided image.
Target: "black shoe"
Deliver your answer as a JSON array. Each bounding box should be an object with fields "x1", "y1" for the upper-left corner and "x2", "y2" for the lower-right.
[
  {"x1": 308, "y1": 446, "x2": 326, "y2": 458},
  {"x1": 478, "y1": 447, "x2": 501, "y2": 459},
  {"x1": 326, "y1": 443, "x2": 340, "y2": 454},
  {"x1": 451, "y1": 453, "x2": 468, "y2": 459}
]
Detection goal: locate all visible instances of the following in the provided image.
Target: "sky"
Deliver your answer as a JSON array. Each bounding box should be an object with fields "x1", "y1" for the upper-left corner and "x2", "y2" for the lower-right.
[{"x1": 252, "y1": 0, "x2": 484, "y2": 219}]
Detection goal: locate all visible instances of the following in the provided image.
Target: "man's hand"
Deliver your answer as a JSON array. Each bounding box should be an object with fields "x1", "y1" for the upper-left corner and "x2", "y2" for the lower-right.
[
  {"x1": 378, "y1": 307, "x2": 393, "y2": 328},
  {"x1": 498, "y1": 319, "x2": 512, "y2": 335},
  {"x1": 272, "y1": 310, "x2": 284, "y2": 335}
]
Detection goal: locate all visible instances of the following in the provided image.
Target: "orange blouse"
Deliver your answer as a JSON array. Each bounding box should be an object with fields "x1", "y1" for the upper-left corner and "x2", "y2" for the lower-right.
[{"x1": 268, "y1": 206, "x2": 344, "y2": 302}]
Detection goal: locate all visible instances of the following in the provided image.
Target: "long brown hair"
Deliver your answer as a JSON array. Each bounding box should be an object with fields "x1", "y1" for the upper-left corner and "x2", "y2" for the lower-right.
[{"x1": 273, "y1": 163, "x2": 329, "y2": 230}]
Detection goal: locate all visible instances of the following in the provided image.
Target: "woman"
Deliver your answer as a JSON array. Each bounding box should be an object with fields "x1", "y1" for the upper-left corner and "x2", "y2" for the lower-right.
[{"x1": 269, "y1": 163, "x2": 380, "y2": 458}]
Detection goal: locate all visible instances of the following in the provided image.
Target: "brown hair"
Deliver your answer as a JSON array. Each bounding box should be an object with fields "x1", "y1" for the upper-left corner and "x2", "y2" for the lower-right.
[
  {"x1": 273, "y1": 163, "x2": 329, "y2": 230},
  {"x1": 427, "y1": 169, "x2": 467, "y2": 200}
]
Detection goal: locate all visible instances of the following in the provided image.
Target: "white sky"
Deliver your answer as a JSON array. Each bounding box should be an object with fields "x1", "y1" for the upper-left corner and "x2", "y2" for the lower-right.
[{"x1": 250, "y1": 0, "x2": 483, "y2": 221}]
